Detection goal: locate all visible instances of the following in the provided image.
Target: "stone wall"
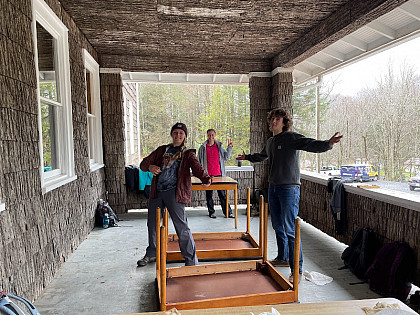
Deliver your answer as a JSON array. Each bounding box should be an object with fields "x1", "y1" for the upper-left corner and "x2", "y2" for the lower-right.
[
  {"x1": 0, "y1": 0, "x2": 106, "y2": 300},
  {"x1": 299, "y1": 174, "x2": 420, "y2": 284}
]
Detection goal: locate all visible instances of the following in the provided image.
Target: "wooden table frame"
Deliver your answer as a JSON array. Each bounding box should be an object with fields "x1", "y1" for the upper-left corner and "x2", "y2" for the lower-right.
[
  {"x1": 155, "y1": 203, "x2": 301, "y2": 311},
  {"x1": 119, "y1": 298, "x2": 418, "y2": 315},
  {"x1": 191, "y1": 176, "x2": 238, "y2": 228},
  {"x1": 164, "y1": 188, "x2": 264, "y2": 261}
]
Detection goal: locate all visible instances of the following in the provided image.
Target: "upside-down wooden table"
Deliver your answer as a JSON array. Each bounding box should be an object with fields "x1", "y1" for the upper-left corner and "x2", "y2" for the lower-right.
[
  {"x1": 118, "y1": 298, "x2": 418, "y2": 315},
  {"x1": 191, "y1": 176, "x2": 238, "y2": 228},
  {"x1": 165, "y1": 188, "x2": 264, "y2": 262},
  {"x1": 154, "y1": 203, "x2": 301, "y2": 311}
]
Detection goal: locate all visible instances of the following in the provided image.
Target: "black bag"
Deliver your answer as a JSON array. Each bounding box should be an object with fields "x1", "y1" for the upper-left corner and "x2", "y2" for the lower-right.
[
  {"x1": 95, "y1": 199, "x2": 119, "y2": 227},
  {"x1": 366, "y1": 242, "x2": 417, "y2": 301},
  {"x1": 341, "y1": 227, "x2": 382, "y2": 279}
]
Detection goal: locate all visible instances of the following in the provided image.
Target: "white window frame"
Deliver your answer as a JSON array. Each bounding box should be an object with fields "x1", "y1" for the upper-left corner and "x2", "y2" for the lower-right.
[
  {"x1": 123, "y1": 94, "x2": 129, "y2": 157},
  {"x1": 129, "y1": 100, "x2": 135, "y2": 154},
  {"x1": 83, "y1": 49, "x2": 104, "y2": 171},
  {"x1": 33, "y1": 0, "x2": 76, "y2": 194}
]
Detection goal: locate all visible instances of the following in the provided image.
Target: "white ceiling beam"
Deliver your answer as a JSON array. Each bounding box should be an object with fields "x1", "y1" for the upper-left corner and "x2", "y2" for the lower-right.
[
  {"x1": 293, "y1": 64, "x2": 313, "y2": 76},
  {"x1": 340, "y1": 35, "x2": 368, "y2": 51},
  {"x1": 397, "y1": 2, "x2": 420, "y2": 21},
  {"x1": 320, "y1": 48, "x2": 345, "y2": 61},
  {"x1": 366, "y1": 20, "x2": 396, "y2": 39},
  {"x1": 304, "y1": 57, "x2": 327, "y2": 69}
]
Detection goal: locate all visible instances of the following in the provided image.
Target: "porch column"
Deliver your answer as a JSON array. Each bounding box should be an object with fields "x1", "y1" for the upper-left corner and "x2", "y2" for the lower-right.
[
  {"x1": 100, "y1": 69, "x2": 126, "y2": 213},
  {"x1": 249, "y1": 74, "x2": 271, "y2": 192},
  {"x1": 271, "y1": 68, "x2": 294, "y2": 114},
  {"x1": 248, "y1": 70, "x2": 294, "y2": 195}
]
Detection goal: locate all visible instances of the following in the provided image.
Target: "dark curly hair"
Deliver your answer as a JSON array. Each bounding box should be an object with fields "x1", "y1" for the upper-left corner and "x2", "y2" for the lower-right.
[{"x1": 267, "y1": 108, "x2": 293, "y2": 132}]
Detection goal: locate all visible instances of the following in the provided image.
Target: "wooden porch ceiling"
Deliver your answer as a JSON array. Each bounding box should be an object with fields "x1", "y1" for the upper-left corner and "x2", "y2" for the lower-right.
[{"x1": 59, "y1": 0, "x2": 408, "y2": 74}]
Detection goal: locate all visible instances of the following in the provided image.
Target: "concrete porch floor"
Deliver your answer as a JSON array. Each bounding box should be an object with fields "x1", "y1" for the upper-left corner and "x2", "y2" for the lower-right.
[{"x1": 34, "y1": 206, "x2": 393, "y2": 315}]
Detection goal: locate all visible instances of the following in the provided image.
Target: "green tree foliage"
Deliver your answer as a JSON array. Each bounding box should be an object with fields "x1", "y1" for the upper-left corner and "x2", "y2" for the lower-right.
[
  {"x1": 292, "y1": 84, "x2": 338, "y2": 170},
  {"x1": 138, "y1": 84, "x2": 250, "y2": 165}
]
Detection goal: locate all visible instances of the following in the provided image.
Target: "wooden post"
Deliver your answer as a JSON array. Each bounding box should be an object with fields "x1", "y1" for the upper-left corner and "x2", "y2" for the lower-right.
[
  {"x1": 259, "y1": 195, "x2": 264, "y2": 252},
  {"x1": 234, "y1": 185, "x2": 238, "y2": 229},
  {"x1": 226, "y1": 190, "x2": 229, "y2": 218},
  {"x1": 246, "y1": 188, "x2": 250, "y2": 234},
  {"x1": 156, "y1": 207, "x2": 161, "y2": 280},
  {"x1": 164, "y1": 208, "x2": 168, "y2": 229},
  {"x1": 160, "y1": 225, "x2": 167, "y2": 311},
  {"x1": 263, "y1": 203, "x2": 268, "y2": 262},
  {"x1": 293, "y1": 218, "x2": 301, "y2": 301}
]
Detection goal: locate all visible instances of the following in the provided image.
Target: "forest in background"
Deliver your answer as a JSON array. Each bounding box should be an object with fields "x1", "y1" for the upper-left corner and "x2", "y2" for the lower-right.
[
  {"x1": 138, "y1": 84, "x2": 250, "y2": 166},
  {"x1": 137, "y1": 63, "x2": 420, "y2": 180}
]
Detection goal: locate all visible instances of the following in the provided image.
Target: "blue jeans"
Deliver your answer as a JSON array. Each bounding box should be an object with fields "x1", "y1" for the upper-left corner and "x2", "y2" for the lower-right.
[{"x1": 268, "y1": 185, "x2": 303, "y2": 273}]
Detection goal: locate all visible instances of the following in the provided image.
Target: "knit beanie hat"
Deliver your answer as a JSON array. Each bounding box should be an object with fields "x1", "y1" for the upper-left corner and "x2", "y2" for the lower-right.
[{"x1": 170, "y1": 122, "x2": 188, "y2": 137}]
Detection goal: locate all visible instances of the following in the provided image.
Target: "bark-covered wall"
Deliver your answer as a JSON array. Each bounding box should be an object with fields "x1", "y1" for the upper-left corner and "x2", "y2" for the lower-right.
[
  {"x1": 0, "y1": 0, "x2": 106, "y2": 300},
  {"x1": 249, "y1": 76, "x2": 271, "y2": 191},
  {"x1": 100, "y1": 72, "x2": 126, "y2": 214},
  {"x1": 299, "y1": 176, "x2": 420, "y2": 284}
]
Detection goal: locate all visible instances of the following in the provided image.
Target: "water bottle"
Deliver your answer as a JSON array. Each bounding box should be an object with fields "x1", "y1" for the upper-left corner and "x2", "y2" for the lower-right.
[{"x1": 103, "y1": 213, "x2": 109, "y2": 229}]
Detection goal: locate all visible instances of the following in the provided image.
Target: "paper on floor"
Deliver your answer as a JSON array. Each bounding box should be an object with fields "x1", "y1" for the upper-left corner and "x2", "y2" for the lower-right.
[
  {"x1": 250, "y1": 307, "x2": 281, "y2": 315},
  {"x1": 303, "y1": 270, "x2": 333, "y2": 285}
]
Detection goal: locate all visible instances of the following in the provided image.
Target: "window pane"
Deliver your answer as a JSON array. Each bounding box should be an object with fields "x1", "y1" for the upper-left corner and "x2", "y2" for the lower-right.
[
  {"x1": 36, "y1": 22, "x2": 60, "y2": 102},
  {"x1": 41, "y1": 102, "x2": 58, "y2": 172},
  {"x1": 88, "y1": 116, "x2": 94, "y2": 159},
  {"x1": 86, "y1": 70, "x2": 93, "y2": 114}
]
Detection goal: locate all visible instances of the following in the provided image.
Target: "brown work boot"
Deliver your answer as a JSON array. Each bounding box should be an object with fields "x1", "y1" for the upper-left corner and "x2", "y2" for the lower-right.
[
  {"x1": 137, "y1": 255, "x2": 156, "y2": 267},
  {"x1": 269, "y1": 258, "x2": 290, "y2": 267}
]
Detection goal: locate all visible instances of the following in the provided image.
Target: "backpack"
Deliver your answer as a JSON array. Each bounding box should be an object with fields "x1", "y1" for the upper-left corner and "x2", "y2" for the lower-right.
[
  {"x1": 340, "y1": 227, "x2": 382, "y2": 279},
  {"x1": 366, "y1": 242, "x2": 417, "y2": 301},
  {"x1": 95, "y1": 199, "x2": 119, "y2": 227},
  {"x1": 0, "y1": 291, "x2": 41, "y2": 315}
]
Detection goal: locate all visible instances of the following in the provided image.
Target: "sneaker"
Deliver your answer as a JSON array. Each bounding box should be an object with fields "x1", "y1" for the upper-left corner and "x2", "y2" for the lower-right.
[
  {"x1": 269, "y1": 258, "x2": 289, "y2": 267},
  {"x1": 228, "y1": 213, "x2": 235, "y2": 218},
  {"x1": 288, "y1": 272, "x2": 302, "y2": 284},
  {"x1": 209, "y1": 213, "x2": 216, "y2": 219},
  {"x1": 250, "y1": 208, "x2": 259, "y2": 217},
  {"x1": 137, "y1": 255, "x2": 156, "y2": 267}
]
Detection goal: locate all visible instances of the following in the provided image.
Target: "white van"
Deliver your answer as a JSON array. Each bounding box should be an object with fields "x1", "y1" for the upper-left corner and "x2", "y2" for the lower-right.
[{"x1": 320, "y1": 166, "x2": 340, "y2": 177}]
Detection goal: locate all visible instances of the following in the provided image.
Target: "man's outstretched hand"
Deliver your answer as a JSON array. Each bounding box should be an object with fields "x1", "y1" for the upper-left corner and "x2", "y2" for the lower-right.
[{"x1": 329, "y1": 132, "x2": 343, "y2": 146}]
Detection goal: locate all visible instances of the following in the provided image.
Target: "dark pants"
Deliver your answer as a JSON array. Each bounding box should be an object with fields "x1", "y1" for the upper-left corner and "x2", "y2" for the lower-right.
[
  {"x1": 146, "y1": 188, "x2": 198, "y2": 266},
  {"x1": 206, "y1": 189, "x2": 232, "y2": 216}
]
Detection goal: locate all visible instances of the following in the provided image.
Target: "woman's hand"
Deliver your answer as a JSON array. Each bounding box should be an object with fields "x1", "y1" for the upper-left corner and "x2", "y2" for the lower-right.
[
  {"x1": 149, "y1": 165, "x2": 161, "y2": 176},
  {"x1": 201, "y1": 177, "x2": 212, "y2": 188}
]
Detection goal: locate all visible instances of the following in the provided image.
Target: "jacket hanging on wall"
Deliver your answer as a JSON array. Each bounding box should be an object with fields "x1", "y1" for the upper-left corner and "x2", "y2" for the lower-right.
[
  {"x1": 328, "y1": 178, "x2": 351, "y2": 235},
  {"x1": 125, "y1": 164, "x2": 140, "y2": 192}
]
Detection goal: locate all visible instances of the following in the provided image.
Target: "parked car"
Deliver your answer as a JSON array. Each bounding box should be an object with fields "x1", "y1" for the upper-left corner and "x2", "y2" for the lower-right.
[
  {"x1": 340, "y1": 164, "x2": 378, "y2": 182},
  {"x1": 408, "y1": 173, "x2": 420, "y2": 191},
  {"x1": 320, "y1": 166, "x2": 341, "y2": 177}
]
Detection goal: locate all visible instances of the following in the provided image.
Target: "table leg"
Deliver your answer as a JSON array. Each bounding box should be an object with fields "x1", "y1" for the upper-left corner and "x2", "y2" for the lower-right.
[
  {"x1": 226, "y1": 190, "x2": 229, "y2": 218},
  {"x1": 234, "y1": 186, "x2": 237, "y2": 229}
]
